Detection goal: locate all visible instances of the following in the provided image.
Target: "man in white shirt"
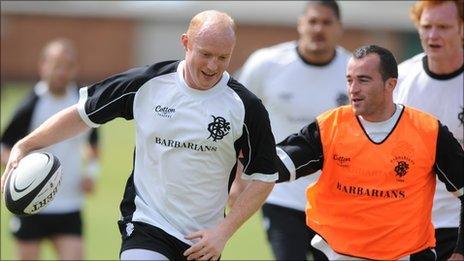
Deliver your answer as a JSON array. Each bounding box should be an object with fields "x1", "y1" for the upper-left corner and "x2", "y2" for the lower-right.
[
  {"x1": 394, "y1": 1, "x2": 463, "y2": 260},
  {"x1": 1, "y1": 10, "x2": 277, "y2": 261},
  {"x1": 1, "y1": 39, "x2": 100, "y2": 260},
  {"x1": 234, "y1": 1, "x2": 349, "y2": 260}
]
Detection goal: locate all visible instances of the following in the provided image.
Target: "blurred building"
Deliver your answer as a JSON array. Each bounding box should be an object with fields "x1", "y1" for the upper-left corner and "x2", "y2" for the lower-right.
[{"x1": 1, "y1": 1, "x2": 421, "y2": 85}]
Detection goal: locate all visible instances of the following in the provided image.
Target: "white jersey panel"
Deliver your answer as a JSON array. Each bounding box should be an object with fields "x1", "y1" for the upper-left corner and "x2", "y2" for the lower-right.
[
  {"x1": 30, "y1": 82, "x2": 89, "y2": 213},
  {"x1": 394, "y1": 53, "x2": 463, "y2": 228},
  {"x1": 131, "y1": 63, "x2": 245, "y2": 244},
  {"x1": 239, "y1": 42, "x2": 351, "y2": 211}
]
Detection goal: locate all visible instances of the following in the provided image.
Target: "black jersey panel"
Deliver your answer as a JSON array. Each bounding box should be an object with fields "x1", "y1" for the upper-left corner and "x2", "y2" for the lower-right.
[
  {"x1": 119, "y1": 148, "x2": 138, "y2": 221},
  {"x1": 85, "y1": 60, "x2": 179, "y2": 124},
  {"x1": 1, "y1": 90, "x2": 39, "y2": 148},
  {"x1": 277, "y1": 121, "x2": 324, "y2": 181},
  {"x1": 227, "y1": 77, "x2": 278, "y2": 177},
  {"x1": 434, "y1": 122, "x2": 464, "y2": 193}
]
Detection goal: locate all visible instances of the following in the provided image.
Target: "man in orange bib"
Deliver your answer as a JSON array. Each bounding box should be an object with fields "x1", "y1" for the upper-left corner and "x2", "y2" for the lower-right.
[{"x1": 275, "y1": 45, "x2": 463, "y2": 260}]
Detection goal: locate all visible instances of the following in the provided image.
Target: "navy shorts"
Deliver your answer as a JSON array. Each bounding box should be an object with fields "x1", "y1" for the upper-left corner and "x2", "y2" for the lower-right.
[
  {"x1": 118, "y1": 220, "x2": 191, "y2": 261},
  {"x1": 11, "y1": 211, "x2": 82, "y2": 241}
]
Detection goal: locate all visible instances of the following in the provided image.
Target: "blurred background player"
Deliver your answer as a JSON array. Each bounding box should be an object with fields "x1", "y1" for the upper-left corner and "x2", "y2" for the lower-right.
[
  {"x1": 233, "y1": 1, "x2": 349, "y2": 260},
  {"x1": 0, "y1": 38, "x2": 100, "y2": 260},
  {"x1": 394, "y1": 1, "x2": 463, "y2": 260}
]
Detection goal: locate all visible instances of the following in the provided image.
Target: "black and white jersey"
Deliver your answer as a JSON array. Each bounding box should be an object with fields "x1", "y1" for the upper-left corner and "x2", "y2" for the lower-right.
[
  {"x1": 239, "y1": 41, "x2": 350, "y2": 211},
  {"x1": 394, "y1": 53, "x2": 464, "y2": 229},
  {"x1": 1, "y1": 81, "x2": 98, "y2": 213},
  {"x1": 77, "y1": 60, "x2": 278, "y2": 245}
]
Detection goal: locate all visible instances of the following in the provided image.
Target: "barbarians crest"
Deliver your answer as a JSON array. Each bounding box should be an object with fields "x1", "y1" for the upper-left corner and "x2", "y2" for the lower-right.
[
  {"x1": 207, "y1": 115, "x2": 230, "y2": 142},
  {"x1": 394, "y1": 161, "x2": 409, "y2": 177}
]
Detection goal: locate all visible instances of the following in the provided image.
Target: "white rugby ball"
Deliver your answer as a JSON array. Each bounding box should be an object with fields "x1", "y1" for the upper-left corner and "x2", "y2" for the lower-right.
[{"x1": 4, "y1": 152, "x2": 62, "y2": 216}]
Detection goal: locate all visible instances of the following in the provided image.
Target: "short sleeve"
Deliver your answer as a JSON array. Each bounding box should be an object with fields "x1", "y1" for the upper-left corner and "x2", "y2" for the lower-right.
[
  {"x1": 77, "y1": 61, "x2": 179, "y2": 127},
  {"x1": 239, "y1": 98, "x2": 278, "y2": 182},
  {"x1": 276, "y1": 122, "x2": 324, "y2": 182}
]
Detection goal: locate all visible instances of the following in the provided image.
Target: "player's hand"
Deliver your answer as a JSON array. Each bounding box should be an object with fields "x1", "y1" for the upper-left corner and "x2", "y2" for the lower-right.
[
  {"x1": 81, "y1": 176, "x2": 95, "y2": 194},
  {"x1": 183, "y1": 228, "x2": 227, "y2": 260},
  {"x1": 1, "y1": 144, "x2": 27, "y2": 194},
  {"x1": 448, "y1": 253, "x2": 464, "y2": 261}
]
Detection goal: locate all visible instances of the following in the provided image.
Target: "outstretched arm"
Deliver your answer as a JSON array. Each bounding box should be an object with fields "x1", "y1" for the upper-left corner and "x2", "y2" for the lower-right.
[{"x1": 1, "y1": 105, "x2": 89, "y2": 192}]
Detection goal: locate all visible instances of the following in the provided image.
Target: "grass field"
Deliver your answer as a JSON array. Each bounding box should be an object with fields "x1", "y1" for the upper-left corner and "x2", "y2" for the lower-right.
[{"x1": 0, "y1": 84, "x2": 273, "y2": 260}]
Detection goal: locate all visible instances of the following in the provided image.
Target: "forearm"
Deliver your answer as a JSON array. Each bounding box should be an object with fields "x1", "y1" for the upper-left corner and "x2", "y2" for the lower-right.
[
  {"x1": 219, "y1": 180, "x2": 274, "y2": 240},
  {"x1": 17, "y1": 105, "x2": 89, "y2": 153}
]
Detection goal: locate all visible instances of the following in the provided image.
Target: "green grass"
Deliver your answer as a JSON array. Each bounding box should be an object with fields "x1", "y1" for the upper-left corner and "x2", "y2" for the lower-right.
[{"x1": 0, "y1": 84, "x2": 272, "y2": 260}]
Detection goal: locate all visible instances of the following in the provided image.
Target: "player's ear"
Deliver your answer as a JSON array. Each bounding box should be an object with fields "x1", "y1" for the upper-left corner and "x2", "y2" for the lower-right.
[
  {"x1": 385, "y1": 77, "x2": 397, "y2": 92},
  {"x1": 181, "y1": 34, "x2": 189, "y2": 51}
]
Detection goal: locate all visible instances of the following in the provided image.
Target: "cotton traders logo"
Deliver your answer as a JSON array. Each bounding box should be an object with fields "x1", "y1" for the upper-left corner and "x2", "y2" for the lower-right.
[
  {"x1": 207, "y1": 115, "x2": 230, "y2": 141},
  {"x1": 154, "y1": 105, "x2": 176, "y2": 118},
  {"x1": 333, "y1": 154, "x2": 350, "y2": 167}
]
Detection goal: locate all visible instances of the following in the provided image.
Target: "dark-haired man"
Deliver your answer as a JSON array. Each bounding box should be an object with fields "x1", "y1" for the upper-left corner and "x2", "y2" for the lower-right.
[{"x1": 276, "y1": 45, "x2": 463, "y2": 260}]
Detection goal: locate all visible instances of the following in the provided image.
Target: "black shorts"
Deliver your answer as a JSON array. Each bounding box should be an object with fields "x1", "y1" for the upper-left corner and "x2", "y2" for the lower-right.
[
  {"x1": 118, "y1": 220, "x2": 191, "y2": 261},
  {"x1": 11, "y1": 211, "x2": 82, "y2": 241}
]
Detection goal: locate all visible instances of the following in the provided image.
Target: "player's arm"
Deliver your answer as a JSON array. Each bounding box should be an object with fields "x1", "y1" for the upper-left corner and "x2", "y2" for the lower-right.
[
  {"x1": 1, "y1": 105, "x2": 89, "y2": 192},
  {"x1": 434, "y1": 122, "x2": 464, "y2": 257},
  {"x1": 227, "y1": 156, "x2": 250, "y2": 209},
  {"x1": 276, "y1": 121, "x2": 324, "y2": 182}
]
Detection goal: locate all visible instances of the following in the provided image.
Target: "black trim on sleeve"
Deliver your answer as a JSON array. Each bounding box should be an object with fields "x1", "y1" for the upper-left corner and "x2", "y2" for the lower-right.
[
  {"x1": 228, "y1": 77, "x2": 278, "y2": 177},
  {"x1": 276, "y1": 121, "x2": 324, "y2": 182},
  {"x1": 434, "y1": 122, "x2": 464, "y2": 194},
  {"x1": 84, "y1": 60, "x2": 179, "y2": 124},
  {"x1": 1, "y1": 90, "x2": 39, "y2": 148}
]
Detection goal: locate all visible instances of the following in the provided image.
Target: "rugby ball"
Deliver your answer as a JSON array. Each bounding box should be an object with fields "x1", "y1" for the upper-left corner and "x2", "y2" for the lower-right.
[{"x1": 4, "y1": 152, "x2": 62, "y2": 216}]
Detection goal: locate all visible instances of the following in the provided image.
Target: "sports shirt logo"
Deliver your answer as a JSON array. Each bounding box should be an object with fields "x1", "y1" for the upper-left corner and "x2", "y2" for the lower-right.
[
  {"x1": 153, "y1": 105, "x2": 176, "y2": 118},
  {"x1": 394, "y1": 161, "x2": 409, "y2": 177},
  {"x1": 207, "y1": 115, "x2": 230, "y2": 142},
  {"x1": 126, "y1": 222, "x2": 134, "y2": 237}
]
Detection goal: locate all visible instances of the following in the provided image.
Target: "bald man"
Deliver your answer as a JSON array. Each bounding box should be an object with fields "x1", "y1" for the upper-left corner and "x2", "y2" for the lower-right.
[
  {"x1": 1, "y1": 10, "x2": 277, "y2": 261},
  {"x1": 1, "y1": 38, "x2": 100, "y2": 260}
]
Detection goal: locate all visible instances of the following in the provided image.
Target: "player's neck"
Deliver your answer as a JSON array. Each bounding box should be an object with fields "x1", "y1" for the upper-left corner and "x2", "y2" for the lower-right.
[
  {"x1": 297, "y1": 47, "x2": 336, "y2": 66},
  {"x1": 427, "y1": 50, "x2": 463, "y2": 75},
  {"x1": 49, "y1": 87, "x2": 67, "y2": 97}
]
